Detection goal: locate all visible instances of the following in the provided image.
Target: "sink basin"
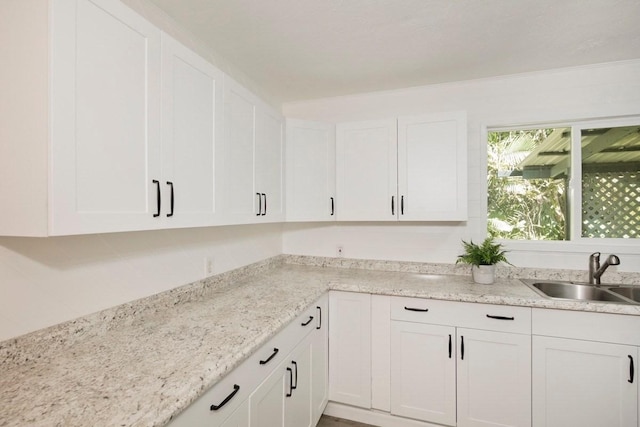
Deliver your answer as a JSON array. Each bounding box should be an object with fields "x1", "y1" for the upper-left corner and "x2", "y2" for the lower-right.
[
  {"x1": 607, "y1": 286, "x2": 640, "y2": 303},
  {"x1": 521, "y1": 279, "x2": 638, "y2": 304}
]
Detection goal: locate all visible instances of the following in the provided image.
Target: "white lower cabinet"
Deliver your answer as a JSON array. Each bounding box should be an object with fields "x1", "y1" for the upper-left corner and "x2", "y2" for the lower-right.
[
  {"x1": 532, "y1": 336, "x2": 637, "y2": 427},
  {"x1": 390, "y1": 323, "x2": 531, "y2": 427},
  {"x1": 284, "y1": 334, "x2": 314, "y2": 427},
  {"x1": 328, "y1": 291, "x2": 372, "y2": 408},
  {"x1": 456, "y1": 328, "x2": 531, "y2": 427},
  {"x1": 168, "y1": 295, "x2": 328, "y2": 427},
  {"x1": 221, "y1": 402, "x2": 250, "y2": 427},
  {"x1": 330, "y1": 292, "x2": 532, "y2": 427},
  {"x1": 390, "y1": 321, "x2": 456, "y2": 425},
  {"x1": 311, "y1": 303, "x2": 329, "y2": 425},
  {"x1": 532, "y1": 309, "x2": 640, "y2": 427},
  {"x1": 250, "y1": 355, "x2": 288, "y2": 427}
]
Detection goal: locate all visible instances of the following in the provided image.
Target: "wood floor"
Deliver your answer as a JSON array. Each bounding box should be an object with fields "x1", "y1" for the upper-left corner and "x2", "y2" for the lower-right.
[{"x1": 317, "y1": 415, "x2": 376, "y2": 427}]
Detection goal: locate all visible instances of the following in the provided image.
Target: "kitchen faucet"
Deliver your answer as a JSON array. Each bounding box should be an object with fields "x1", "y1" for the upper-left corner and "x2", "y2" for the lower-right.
[{"x1": 588, "y1": 252, "x2": 620, "y2": 285}]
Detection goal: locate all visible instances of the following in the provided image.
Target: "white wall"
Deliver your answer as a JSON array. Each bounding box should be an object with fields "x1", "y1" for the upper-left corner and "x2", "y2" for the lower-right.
[
  {"x1": 282, "y1": 60, "x2": 640, "y2": 272},
  {"x1": 0, "y1": 224, "x2": 282, "y2": 341},
  {"x1": 0, "y1": 0, "x2": 288, "y2": 342}
]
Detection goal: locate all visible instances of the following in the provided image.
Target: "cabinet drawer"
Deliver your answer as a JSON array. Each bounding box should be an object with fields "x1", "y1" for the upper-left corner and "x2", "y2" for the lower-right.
[
  {"x1": 390, "y1": 297, "x2": 531, "y2": 334},
  {"x1": 532, "y1": 308, "x2": 640, "y2": 346}
]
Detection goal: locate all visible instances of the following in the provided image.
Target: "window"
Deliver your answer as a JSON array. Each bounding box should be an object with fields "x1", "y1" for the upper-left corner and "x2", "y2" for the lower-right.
[{"x1": 488, "y1": 122, "x2": 639, "y2": 241}]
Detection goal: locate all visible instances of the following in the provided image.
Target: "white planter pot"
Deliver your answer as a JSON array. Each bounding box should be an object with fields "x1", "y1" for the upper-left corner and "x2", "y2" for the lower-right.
[{"x1": 472, "y1": 265, "x2": 496, "y2": 284}]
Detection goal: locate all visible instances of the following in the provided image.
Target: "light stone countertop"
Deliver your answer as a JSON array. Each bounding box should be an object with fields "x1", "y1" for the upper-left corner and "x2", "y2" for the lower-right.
[{"x1": 1, "y1": 259, "x2": 639, "y2": 427}]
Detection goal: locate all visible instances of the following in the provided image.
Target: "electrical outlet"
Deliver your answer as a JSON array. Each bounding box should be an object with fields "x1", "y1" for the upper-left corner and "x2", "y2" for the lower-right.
[
  {"x1": 336, "y1": 246, "x2": 344, "y2": 258},
  {"x1": 205, "y1": 256, "x2": 215, "y2": 276}
]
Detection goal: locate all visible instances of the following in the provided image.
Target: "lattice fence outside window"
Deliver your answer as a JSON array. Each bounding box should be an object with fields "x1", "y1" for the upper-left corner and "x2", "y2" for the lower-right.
[{"x1": 582, "y1": 170, "x2": 639, "y2": 238}]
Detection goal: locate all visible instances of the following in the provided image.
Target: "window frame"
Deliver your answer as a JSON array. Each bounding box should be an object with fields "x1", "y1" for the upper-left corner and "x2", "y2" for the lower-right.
[{"x1": 482, "y1": 115, "x2": 640, "y2": 255}]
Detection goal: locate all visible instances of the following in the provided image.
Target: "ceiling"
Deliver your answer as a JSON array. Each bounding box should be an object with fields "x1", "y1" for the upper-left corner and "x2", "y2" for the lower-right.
[{"x1": 147, "y1": 0, "x2": 640, "y2": 102}]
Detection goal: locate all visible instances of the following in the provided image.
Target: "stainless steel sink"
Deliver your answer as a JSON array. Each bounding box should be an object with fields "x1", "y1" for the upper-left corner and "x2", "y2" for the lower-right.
[
  {"x1": 607, "y1": 286, "x2": 640, "y2": 303},
  {"x1": 521, "y1": 279, "x2": 639, "y2": 305}
]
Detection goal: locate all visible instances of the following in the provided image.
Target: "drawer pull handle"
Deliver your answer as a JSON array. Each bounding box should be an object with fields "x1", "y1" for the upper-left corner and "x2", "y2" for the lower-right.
[
  {"x1": 262, "y1": 193, "x2": 267, "y2": 216},
  {"x1": 460, "y1": 336, "x2": 464, "y2": 360},
  {"x1": 259, "y1": 348, "x2": 279, "y2": 365},
  {"x1": 153, "y1": 180, "x2": 161, "y2": 217},
  {"x1": 256, "y1": 193, "x2": 262, "y2": 216},
  {"x1": 330, "y1": 197, "x2": 334, "y2": 216},
  {"x1": 291, "y1": 361, "x2": 298, "y2": 389},
  {"x1": 486, "y1": 314, "x2": 515, "y2": 320},
  {"x1": 286, "y1": 367, "x2": 293, "y2": 397},
  {"x1": 166, "y1": 181, "x2": 174, "y2": 217},
  {"x1": 448, "y1": 334, "x2": 452, "y2": 358},
  {"x1": 210, "y1": 384, "x2": 240, "y2": 411},
  {"x1": 391, "y1": 196, "x2": 395, "y2": 215},
  {"x1": 301, "y1": 316, "x2": 314, "y2": 326},
  {"x1": 629, "y1": 355, "x2": 635, "y2": 384},
  {"x1": 404, "y1": 306, "x2": 429, "y2": 312},
  {"x1": 316, "y1": 306, "x2": 322, "y2": 330}
]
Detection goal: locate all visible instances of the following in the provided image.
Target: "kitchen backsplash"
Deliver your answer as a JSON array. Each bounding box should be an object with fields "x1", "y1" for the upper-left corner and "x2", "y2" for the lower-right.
[{"x1": 284, "y1": 255, "x2": 640, "y2": 285}]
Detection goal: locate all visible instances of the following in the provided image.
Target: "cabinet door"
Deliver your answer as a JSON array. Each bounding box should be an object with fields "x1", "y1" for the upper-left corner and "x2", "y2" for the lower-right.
[
  {"x1": 51, "y1": 0, "x2": 161, "y2": 235},
  {"x1": 285, "y1": 334, "x2": 313, "y2": 427},
  {"x1": 328, "y1": 291, "x2": 371, "y2": 408},
  {"x1": 286, "y1": 120, "x2": 336, "y2": 221},
  {"x1": 255, "y1": 103, "x2": 285, "y2": 221},
  {"x1": 221, "y1": 76, "x2": 257, "y2": 223},
  {"x1": 220, "y1": 400, "x2": 249, "y2": 427},
  {"x1": 336, "y1": 119, "x2": 398, "y2": 221},
  {"x1": 249, "y1": 358, "x2": 287, "y2": 427},
  {"x1": 457, "y1": 328, "x2": 531, "y2": 427},
  {"x1": 397, "y1": 112, "x2": 467, "y2": 221},
  {"x1": 390, "y1": 321, "x2": 456, "y2": 426},
  {"x1": 533, "y1": 336, "x2": 637, "y2": 427},
  {"x1": 311, "y1": 298, "x2": 329, "y2": 425},
  {"x1": 161, "y1": 34, "x2": 223, "y2": 227}
]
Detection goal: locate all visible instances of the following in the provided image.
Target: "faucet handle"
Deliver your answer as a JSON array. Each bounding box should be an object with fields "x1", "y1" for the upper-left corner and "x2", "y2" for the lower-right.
[
  {"x1": 607, "y1": 254, "x2": 621, "y2": 265},
  {"x1": 590, "y1": 252, "x2": 601, "y2": 261}
]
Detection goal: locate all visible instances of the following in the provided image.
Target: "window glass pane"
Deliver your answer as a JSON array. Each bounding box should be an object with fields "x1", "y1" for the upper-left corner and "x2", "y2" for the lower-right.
[
  {"x1": 581, "y1": 125, "x2": 640, "y2": 239},
  {"x1": 487, "y1": 128, "x2": 570, "y2": 240}
]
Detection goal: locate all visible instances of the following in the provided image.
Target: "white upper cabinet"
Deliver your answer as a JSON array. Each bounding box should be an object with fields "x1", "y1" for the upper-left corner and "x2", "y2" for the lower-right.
[
  {"x1": 1, "y1": 0, "x2": 231, "y2": 236},
  {"x1": 336, "y1": 119, "x2": 398, "y2": 221},
  {"x1": 397, "y1": 112, "x2": 467, "y2": 221},
  {"x1": 334, "y1": 112, "x2": 467, "y2": 222},
  {"x1": 50, "y1": 0, "x2": 162, "y2": 235},
  {"x1": 255, "y1": 103, "x2": 285, "y2": 222},
  {"x1": 161, "y1": 33, "x2": 223, "y2": 228},
  {"x1": 221, "y1": 76, "x2": 284, "y2": 224},
  {"x1": 286, "y1": 120, "x2": 336, "y2": 221},
  {"x1": 221, "y1": 76, "x2": 257, "y2": 223}
]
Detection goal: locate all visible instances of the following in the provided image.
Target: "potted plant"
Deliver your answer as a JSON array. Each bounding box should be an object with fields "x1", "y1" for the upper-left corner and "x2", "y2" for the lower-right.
[{"x1": 456, "y1": 237, "x2": 510, "y2": 284}]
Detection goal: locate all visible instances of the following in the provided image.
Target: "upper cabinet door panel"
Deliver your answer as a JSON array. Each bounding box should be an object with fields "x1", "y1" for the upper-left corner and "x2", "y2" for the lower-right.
[
  {"x1": 161, "y1": 34, "x2": 222, "y2": 227},
  {"x1": 255, "y1": 104, "x2": 284, "y2": 221},
  {"x1": 397, "y1": 112, "x2": 467, "y2": 221},
  {"x1": 50, "y1": 0, "x2": 161, "y2": 234},
  {"x1": 286, "y1": 119, "x2": 336, "y2": 222},
  {"x1": 336, "y1": 119, "x2": 398, "y2": 221},
  {"x1": 221, "y1": 76, "x2": 257, "y2": 221}
]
